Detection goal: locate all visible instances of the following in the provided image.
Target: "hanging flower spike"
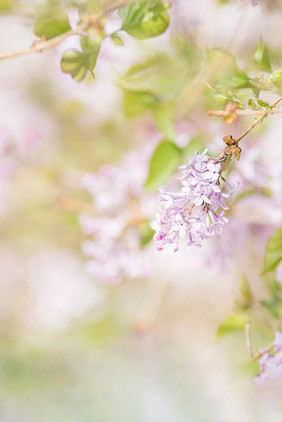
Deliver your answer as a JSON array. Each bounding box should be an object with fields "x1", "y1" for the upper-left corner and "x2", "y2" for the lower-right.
[{"x1": 151, "y1": 149, "x2": 239, "y2": 253}]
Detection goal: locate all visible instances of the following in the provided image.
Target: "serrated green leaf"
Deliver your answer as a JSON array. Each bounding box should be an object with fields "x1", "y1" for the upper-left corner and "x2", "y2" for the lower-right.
[
  {"x1": 34, "y1": 6, "x2": 70, "y2": 40},
  {"x1": 254, "y1": 38, "x2": 272, "y2": 73},
  {"x1": 263, "y1": 227, "x2": 282, "y2": 274},
  {"x1": 119, "y1": 0, "x2": 170, "y2": 40},
  {"x1": 111, "y1": 33, "x2": 124, "y2": 45},
  {"x1": 145, "y1": 140, "x2": 181, "y2": 192},
  {"x1": 216, "y1": 314, "x2": 249, "y2": 339},
  {"x1": 60, "y1": 46, "x2": 100, "y2": 82}
]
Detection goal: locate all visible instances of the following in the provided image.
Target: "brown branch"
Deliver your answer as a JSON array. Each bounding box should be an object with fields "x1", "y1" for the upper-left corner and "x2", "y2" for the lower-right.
[
  {"x1": 245, "y1": 322, "x2": 253, "y2": 360},
  {"x1": 0, "y1": 20, "x2": 90, "y2": 61},
  {"x1": 245, "y1": 322, "x2": 275, "y2": 361},
  {"x1": 0, "y1": 0, "x2": 135, "y2": 62},
  {"x1": 236, "y1": 97, "x2": 282, "y2": 143},
  {"x1": 251, "y1": 345, "x2": 275, "y2": 361},
  {"x1": 59, "y1": 196, "x2": 97, "y2": 215},
  {"x1": 207, "y1": 108, "x2": 282, "y2": 117}
]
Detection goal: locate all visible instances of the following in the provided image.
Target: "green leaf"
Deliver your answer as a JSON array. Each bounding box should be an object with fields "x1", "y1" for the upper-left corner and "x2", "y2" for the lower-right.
[
  {"x1": 145, "y1": 140, "x2": 181, "y2": 192},
  {"x1": 240, "y1": 359, "x2": 260, "y2": 378},
  {"x1": 257, "y1": 99, "x2": 269, "y2": 107},
  {"x1": 216, "y1": 314, "x2": 249, "y2": 339},
  {"x1": 237, "y1": 272, "x2": 253, "y2": 309},
  {"x1": 261, "y1": 299, "x2": 281, "y2": 319},
  {"x1": 248, "y1": 99, "x2": 257, "y2": 109},
  {"x1": 123, "y1": 89, "x2": 175, "y2": 138},
  {"x1": 0, "y1": 0, "x2": 12, "y2": 13},
  {"x1": 216, "y1": 70, "x2": 251, "y2": 90},
  {"x1": 111, "y1": 33, "x2": 124, "y2": 45},
  {"x1": 254, "y1": 38, "x2": 272, "y2": 73},
  {"x1": 228, "y1": 71, "x2": 251, "y2": 89},
  {"x1": 264, "y1": 273, "x2": 281, "y2": 298},
  {"x1": 207, "y1": 47, "x2": 237, "y2": 68},
  {"x1": 79, "y1": 0, "x2": 101, "y2": 14},
  {"x1": 207, "y1": 49, "x2": 251, "y2": 90},
  {"x1": 138, "y1": 220, "x2": 155, "y2": 247},
  {"x1": 118, "y1": 54, "x2": 189, "y2": 102},
  {"x1": 60, "y1": 43, "x2": 100, "y2": 82},
  {"x1": 34, "y1": 6, "x2": 70, "y2": 40},
  {"x1": 266, "y1": 68, "x2": 282, "y2": 91},
  {"x1": 263, "y1": 227, "x2": 282, "y2": 274},
  {"x1": 208, "y1": 48, "x2": 251, "y2": 89},
  {"x1": 152, "y1": 103, "x2": 175, "y2": 140},
  {"x1": 118, "y1": 0, "x2": 170, "y2": 40},
  {"x1": 123, "y1": 90, "x2": 159, "y2": 117},
  {"x1": 208, "y1": 84, "x2": 243, "y2": 107}
]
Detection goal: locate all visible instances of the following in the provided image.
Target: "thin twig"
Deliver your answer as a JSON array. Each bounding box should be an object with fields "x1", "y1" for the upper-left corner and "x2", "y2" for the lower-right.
[
  {"x1": 245, "y1": 322, "x2": 275, "y2": 361},
  {"x1": 0, "y1": 20, "x2": 90, "y2": 61},
  {"x1": 207, "y1": 108, "x2": 282, "y2": 117},
  {"x1": 59, "y1": 196, "x2": 97, "y2": 215},
  {"x1": 245, "y1": 322, "x2": 253, "y2": 359},
  {"x1": 252, "y1": 345, "x2": 275, "y2": 361},
  {"x1": 236, "y1": 97, "x2": 282, "y2": 143},
  {"x1": 0, "y1": 0, "x2": 135, "y2": 62}
]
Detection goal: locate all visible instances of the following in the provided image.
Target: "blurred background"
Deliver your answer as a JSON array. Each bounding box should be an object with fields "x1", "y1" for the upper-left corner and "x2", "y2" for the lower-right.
[{"x1": 0, "y1": 0, "x2": 282, "y2": 420}]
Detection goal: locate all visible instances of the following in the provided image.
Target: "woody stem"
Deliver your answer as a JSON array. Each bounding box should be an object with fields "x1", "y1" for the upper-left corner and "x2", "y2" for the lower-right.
[{"x1": 236, "y1": 97, "x2": 282, "y2": 143}]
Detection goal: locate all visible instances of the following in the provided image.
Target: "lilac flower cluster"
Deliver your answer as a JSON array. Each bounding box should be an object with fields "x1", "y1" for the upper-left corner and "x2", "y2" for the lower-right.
[
  {"x1": 82, "y1": 151, "x2": 147, "y2": 215},
  {"x1": 79, "y1": 151, "x2": 150, "y2": 284},
  {"x1": 151, "y1": 150, "x2": 238, "y2": 253},
  {"x1": 256, "y1": 332, "x2": 282, "y2": 382}
]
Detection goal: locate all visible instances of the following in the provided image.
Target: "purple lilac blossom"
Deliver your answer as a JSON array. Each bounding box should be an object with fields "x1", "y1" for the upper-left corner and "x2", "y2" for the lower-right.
[
  {"x1": 151, "y1": 149, "x2": 239, "y2": 253},
  {"x1": 256, "y1": 332, "x2": 282, "y2": 382},
  {"x1": 82, "y1": 151, "x2": 147, "y2": 215},
  {"x1": 79, "y1": 151, "x2": 150, "y2": 284}
]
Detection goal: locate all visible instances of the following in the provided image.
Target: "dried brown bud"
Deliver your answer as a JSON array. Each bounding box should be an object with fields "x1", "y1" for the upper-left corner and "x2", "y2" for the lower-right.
[
  {"x1": 226, "y1": 144, "x2": 241, "y2": 161},
  {"x1": 223, "y1": 135, "x2": 235, "y2": 146}
]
